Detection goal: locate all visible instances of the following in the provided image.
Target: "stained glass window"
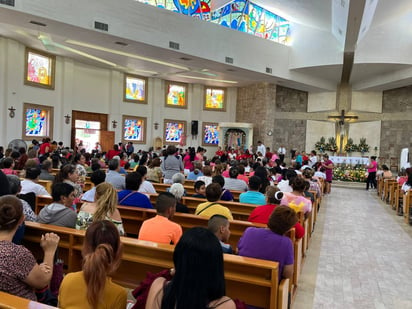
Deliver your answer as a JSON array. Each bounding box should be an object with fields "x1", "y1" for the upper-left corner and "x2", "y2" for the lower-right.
[
  {"x1": 204, "y1": 87, "x2": 225, "y2": 111},
  {"x1": 136, "y1": 0, "x2": 290, "y2": 44},
  {"x1": 203, "y1": 122, "x2": 219, "y2": 145},
  {"x1": 164, "y1": 119, "x2": 186, "y2": 144},
  {"x1": 166, "y1": 82, "x2": 187, "y2": 108}
]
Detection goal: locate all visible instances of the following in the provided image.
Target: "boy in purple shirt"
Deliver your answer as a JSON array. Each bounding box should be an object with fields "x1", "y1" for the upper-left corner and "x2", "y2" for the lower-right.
[{"x1": 238, "y1": 206, "x2": 297, "y2": 282}]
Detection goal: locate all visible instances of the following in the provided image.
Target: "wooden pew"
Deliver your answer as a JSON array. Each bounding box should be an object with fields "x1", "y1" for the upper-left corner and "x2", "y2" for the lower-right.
[
  {"x1": 23, "y1": 222, "x2": 289, "y2": 309},
  {"x1": 117, "y1": 205, "x2": 265, "y2": 249},
  {"x1": 37, "y1": 179, "x2": 52, "y2": 194},
  {"x1": 182, "y1": 196, "x2": 256, "y2": 221},
  {"x1": 0, "y1": 291, "x2": 57, "y2": 309},
  {"x1": 403, "y1": 190, "x2": 412, "y2": 224},
  {"x1": 152, "y1": 182, "x2": 243, "y2": 201}
]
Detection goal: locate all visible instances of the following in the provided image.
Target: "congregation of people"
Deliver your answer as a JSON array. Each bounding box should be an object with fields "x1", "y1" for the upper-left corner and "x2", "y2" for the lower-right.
[{"x1": 0, "y1": 137, "x2": 354, "y2": 308}]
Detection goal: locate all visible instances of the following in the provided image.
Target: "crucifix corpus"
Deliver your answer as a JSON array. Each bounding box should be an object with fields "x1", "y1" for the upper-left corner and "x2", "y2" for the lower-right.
[{"x1": 328, "y1": 110, "x2": 358, "y2": 155}]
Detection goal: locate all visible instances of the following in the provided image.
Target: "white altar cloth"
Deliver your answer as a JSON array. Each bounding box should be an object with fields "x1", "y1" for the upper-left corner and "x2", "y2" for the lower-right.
[{"x1": 329, "y1": 156, "x2": 369, "y2": 165}]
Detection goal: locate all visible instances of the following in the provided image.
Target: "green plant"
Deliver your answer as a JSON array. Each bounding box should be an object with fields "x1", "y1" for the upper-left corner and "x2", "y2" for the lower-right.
[
  {"x1": 315, "y1": 136, "x2": 327, "y2": 152},
  {"x1": 358, "y1": 138, "x2": 370, "y2": 153},
  {"x1": 344, "y1": 138, "x2": 357, "y2": 153},
  {"x1": 327, "y1": 137, "x2": 338, "y2": 153}
]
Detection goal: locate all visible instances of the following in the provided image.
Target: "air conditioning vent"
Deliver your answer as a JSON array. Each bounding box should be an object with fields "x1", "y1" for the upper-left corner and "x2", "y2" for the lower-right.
[
  {"x1": 169, "y1": 41, "x2": 180, "y2": 50},
  {"x1": 0, "y1": 0, "x2": 15, "y2": 7},
  {"x1": 266, "y1": 67, "x2": 272, "y2": 74},
  {"x1": 225, "y1": 57, "x2": 234, "y2": 64},
  {"x1": 94, "y1": 21, "x2": 109, "y2": 32}
]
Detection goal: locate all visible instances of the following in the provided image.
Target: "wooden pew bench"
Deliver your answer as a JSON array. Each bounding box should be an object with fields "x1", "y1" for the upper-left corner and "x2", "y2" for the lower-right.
[
  {"x1": 23, "y1": 222, "x2": 289, "y2": 309},
  {"x1": 0, "y1": 291, "x2": 57, "y2": 309}
]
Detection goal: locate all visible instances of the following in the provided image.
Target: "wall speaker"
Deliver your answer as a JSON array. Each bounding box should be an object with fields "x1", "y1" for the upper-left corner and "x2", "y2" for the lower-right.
[{"x1": 191, "y1": 120, "x2": 199, "y2": 135}]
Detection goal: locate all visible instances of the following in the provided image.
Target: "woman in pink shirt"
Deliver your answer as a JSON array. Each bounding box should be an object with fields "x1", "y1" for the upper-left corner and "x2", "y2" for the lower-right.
[{"x1": 365, "y1": 156, "x2": 377, "y2": 190}]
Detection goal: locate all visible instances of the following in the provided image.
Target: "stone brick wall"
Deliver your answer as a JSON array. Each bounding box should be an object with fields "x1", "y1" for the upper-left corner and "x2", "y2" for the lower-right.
[
  {"x1": 236, "y1": 83, "x2": 276, "y2": 148},
  {"x1": 380, "y1": 121, "x2": 412, "y2": 160},
  {"x1": 276, "y1": 85, "x2": 308, "y2": 112},
  {"x1": 382, "y1": 86, "x2": 412, "y2": 113},
  {"x1": 273, "y1": 119, "x2": 307, "y2": 156}
]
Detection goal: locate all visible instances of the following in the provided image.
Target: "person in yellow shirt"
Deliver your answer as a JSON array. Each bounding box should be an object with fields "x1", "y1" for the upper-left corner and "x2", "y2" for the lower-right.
[
  {"x1": 195, "y1": 183, "x2": 233, "y2": 220},
  {"x1": 58, "y1": 220, "x2": 127, "y2": 309}
]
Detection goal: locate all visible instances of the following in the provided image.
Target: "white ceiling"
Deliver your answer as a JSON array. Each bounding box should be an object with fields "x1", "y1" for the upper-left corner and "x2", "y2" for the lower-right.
[{"x1": 0, "y1": 0, "x2": 411, "y2": 92}]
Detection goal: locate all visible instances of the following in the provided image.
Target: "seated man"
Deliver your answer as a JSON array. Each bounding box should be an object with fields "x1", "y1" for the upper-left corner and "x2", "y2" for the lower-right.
[
  {"x1": 138, "y1": 192, "x2": 182, "y2": 245},
  {"x1": 118, "y1": 172, "x2": 153, "y2": 208},
  {"x1": 39, "y1": 160, "x2": 55, "y2": 181},
  {"x1": 81, "y1": 169, "x2": 106, "y2": 202},
  {"x1": 20, "y1": 167, "x2": 51, "y2": 197},
  {"x1": 208, "y1": 214, "x2": 233, "y2": 254},
  {"x1": 105, "y1": 159, "x2": 125, "y2": 190},
  {"x1": 195, "y1": 183, "x2": 233, "y2": 220},
  {"x1": 37, "y1": 182, "x2": 77, "y2": 228},
  {"x1": 239, "y1": 176, "x2": 266, "y2": 205},
  {"x1": 223, "y1": 167, "x2": 248, "y2": 192}
]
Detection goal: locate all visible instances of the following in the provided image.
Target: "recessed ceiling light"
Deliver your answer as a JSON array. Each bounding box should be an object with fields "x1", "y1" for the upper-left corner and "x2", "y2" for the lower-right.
[
  {"x1": 29, "y1": 20, "x2": 47, "y2": 27},
  {"x1": 227, "y1": 68, "x2": 236, "y2": 72},
  {"x1": 176, "y1": 75, "x2": 237, "y2": 84},
  {"x1": 180, "y1": 57, "x2": 191, "y2": 61},
  {"x1": 115, "y1": 41, "x2": 128, "y2": 46},
  {"x1": 66, "y1": 39, "x2": 189, "y2": 70}
]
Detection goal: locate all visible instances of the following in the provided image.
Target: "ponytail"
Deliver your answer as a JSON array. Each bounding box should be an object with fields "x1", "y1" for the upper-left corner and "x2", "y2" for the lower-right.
[{"x1": 83, "y1": 244, "x2": 114, "y2": 308}]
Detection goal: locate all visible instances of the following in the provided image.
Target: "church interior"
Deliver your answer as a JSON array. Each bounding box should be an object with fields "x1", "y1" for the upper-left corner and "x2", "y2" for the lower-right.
[{"x1": 1, "y1": 0, "x2": 412, "y2": 308}]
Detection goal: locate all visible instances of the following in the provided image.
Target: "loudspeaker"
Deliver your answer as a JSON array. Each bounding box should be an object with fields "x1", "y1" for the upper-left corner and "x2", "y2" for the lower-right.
[{"x1": 191, "y1": 120, "x2": 199, "y2": 135}]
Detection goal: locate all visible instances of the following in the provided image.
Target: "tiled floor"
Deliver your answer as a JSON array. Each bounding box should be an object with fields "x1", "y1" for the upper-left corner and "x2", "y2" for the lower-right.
[{"x1": 294, "y1": 187, "x2": 412, "y2": 309}]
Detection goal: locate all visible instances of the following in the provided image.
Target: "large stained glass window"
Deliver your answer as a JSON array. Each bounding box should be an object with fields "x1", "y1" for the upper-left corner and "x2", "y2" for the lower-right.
[
  {"x1": 137, "y1": 0, "x2": 290, "y2": 44},
  {"x1": 122, "y1": 116, "x2": 146, "y2": 144},
  {"x1": 124, "y1": 74, "x2": 147, "y2": 103},
  {"x1": 24, "y1": 48, "x2": 56, "y2": 90},
  {"x1": 204, "y1": 87, "x2": 225, "y2": 111},
  {"x1": 202, "y1": 122, "x2": 219, "y2": 146},
  {"x1": 23, "y1": 103, "x2": 53, "y2": 139},
  {"x1": 165, "y1": 82, "x2": 187, "y2": 108},
  {"x1": 164, "y1": 119, "x2": 186, "y2": 144}
]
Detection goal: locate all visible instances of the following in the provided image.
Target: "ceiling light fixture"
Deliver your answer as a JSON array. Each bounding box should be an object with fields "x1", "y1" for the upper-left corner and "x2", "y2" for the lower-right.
[
  {"x1": 65, "y1": 39, "x2": 189, "y2": 71},
  {"x1": 176, "y1": 75, "x2": 238, "y2": 84}
]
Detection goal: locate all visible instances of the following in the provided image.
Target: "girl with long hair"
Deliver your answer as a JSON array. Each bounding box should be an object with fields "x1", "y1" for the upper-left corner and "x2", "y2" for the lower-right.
[
  {"x1": 76, "y1": 182, "x2": 125, "y2": 235},
  {"x1": 145, "y1": 227, "x2": 235, "y2": 309},
  {"x1": 59, "y1": 220, "x2": 127, "y2": 308}
]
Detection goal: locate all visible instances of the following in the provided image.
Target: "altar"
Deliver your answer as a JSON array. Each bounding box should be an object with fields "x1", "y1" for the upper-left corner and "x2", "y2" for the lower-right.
[{"x1": 329, "y1": 156, "x2": 369, "y2": 166}]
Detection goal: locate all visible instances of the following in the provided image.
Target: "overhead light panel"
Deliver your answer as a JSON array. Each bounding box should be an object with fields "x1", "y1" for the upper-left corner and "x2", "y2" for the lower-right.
[
  {"x1": 176, "y1": 75, "x2": 238, "y2": 84},
  {"x1": 65, "y1": 39, "x2": 189, "y2": 71}
]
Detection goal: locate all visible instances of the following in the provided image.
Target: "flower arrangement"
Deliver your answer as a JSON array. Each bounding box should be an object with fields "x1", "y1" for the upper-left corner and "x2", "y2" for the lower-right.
[
  {"x1": 326, "y1": 137, "x2": 338, "y2": 153},
  {"x1": 344, "y1": 138, "x2": 357, "y2": 153},
  {"x1": 358, "y1": 138, "x2": 370, "y2": 154},
  {"x1": 315, "y1": 136, "x2": 327, "y2": 153},
  {"x1": 333, "y1": 165, "x2": 367, "y2": 182}
]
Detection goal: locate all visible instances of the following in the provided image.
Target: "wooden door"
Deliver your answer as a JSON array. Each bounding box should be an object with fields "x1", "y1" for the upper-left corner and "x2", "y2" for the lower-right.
[{"x1": 100, "y1": 131, "x2": 115, "y2": 153}]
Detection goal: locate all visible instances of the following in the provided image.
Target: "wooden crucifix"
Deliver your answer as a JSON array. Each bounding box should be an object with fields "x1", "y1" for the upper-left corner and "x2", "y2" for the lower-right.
[
  {"x1": 327, "y1": 109, "x2": 358, "y2": 125},
  {"x1": 328, "y1": 110, "x2": 359, "y2": 155}
]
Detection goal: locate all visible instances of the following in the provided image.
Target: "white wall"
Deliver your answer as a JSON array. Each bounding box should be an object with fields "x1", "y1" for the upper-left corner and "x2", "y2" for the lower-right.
[
  {"x1": 305, "y1": 120, "x2": 336, "y2": 152},
  {"x1": 0, "y1": 38, "x2": 236, "y2": 151},
  {"x1": 307, "y1": 92, "x2": 336, "y2": 112},
  {"x1": 351, "y1": 91, "x2": 382, "y2": 113}
]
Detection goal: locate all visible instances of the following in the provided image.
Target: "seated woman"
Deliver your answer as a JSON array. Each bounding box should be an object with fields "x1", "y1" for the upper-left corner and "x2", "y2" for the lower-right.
[
  {"x1": 238, "y1": 206, "x2": 297, "y2": 282},
  {"x1": 76, "y1": 182, "x2": 125, "y2": 236},
  {"x1": 118, "y1": 172, "x2": 153, "y2": 209},
  {"x1": 143, "y1": 227, "x2": 235, "y2": 309},
  {"x1": 59, "y1": 220, "x2": 127, "y2": 308},
  {"x1": 248, "y1": 186, "x2": 305, "y2": 239},
  {"x1": 380, "y1": 164, "x2": 393, "y2": 179},
  {"x1": 212, "y1": 175, "x2": 234, "y2": 202},
  {"x1": 146, "y1": 157, "x2": 163, "y2": 183},
  {"x1": 53, "y1": 164, "x2": 83, "y2": 205},
  {"x1": 169, "y1": 183, "x2": 189, "y2": 213},
  {"x1": 281, "y1": 177, "x2": 312, "y2": 215},
  {"x1": 136, "y1": 166, "x2": 157, "y2": 194},
  {"x1": 0, "y1": 195, "x2": 60, "y2": 301}
]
